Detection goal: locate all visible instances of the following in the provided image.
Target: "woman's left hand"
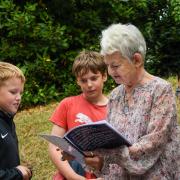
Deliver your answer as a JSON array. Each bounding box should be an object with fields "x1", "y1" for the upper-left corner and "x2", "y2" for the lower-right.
[
  {"x1": 129, "y1": 145, "x2": 142, "y2": 159},
  {"x1": 84, "y1": 151, "x2": 104, "y2": 171}
]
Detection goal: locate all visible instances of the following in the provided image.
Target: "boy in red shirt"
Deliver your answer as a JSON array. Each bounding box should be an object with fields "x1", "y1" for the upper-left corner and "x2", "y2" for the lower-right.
[{"x1": 49, "y1": 51, "x2": 108, "y2": 180}]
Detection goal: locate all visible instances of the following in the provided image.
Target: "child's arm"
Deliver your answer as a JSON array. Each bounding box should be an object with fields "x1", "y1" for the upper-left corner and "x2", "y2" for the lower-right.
[
  {"x1": 0, "y1": 165, "x2": 32, "y2": 180},
  {"x1": 16, "y1": 165, "x2": 32, "y2": 179},
  {"x1": 0, "y1": 168, "x2": 22, "y2": 180},
  {"x1": 48, "y1": 124, "x2": 86, "y2": 180}
]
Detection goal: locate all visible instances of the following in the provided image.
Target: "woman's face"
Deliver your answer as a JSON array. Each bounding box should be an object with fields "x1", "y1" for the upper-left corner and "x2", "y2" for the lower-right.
[{"x1": 104, "y1": 51, "x2": 137, "y2": 86}]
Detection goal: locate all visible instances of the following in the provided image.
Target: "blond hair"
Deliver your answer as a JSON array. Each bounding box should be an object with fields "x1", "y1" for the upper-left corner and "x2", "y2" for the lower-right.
[
  {"x1": 72, "y1": 50, "x2": 107, "y2": 77},
  {"x1": 0, "y1": 62, "x2": 25, "y2": 86}
]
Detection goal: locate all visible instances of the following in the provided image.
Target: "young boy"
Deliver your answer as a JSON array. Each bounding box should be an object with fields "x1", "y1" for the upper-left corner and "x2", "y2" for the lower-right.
[
  {"x1": 49, "y1": 51, "x2": 108, "y2": 180},
  {"x1": 0, "y1": 62, "x2": 32, "y2": 180}
]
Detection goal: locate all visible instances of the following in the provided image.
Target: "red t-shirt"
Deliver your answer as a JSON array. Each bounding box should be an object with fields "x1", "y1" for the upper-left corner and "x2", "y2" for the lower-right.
[
  {"x1": 50, "y1": 94, "x2": 107, "y2": 131},
  {"x1": 51, "y1": 94, "x2": 106, "y2": 179}
]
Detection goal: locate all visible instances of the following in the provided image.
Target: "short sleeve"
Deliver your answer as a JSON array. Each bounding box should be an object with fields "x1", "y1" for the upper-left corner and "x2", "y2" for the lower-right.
[{"x1": 49, "y1": 98, "x2": 69, "y2": 130}]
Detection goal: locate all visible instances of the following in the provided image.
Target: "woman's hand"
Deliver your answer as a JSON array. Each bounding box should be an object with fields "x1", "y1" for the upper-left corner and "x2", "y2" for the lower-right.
[
  {"x1": 129, "y1": 145, "x2": 142, "y2": 160},
  {"x1": 129, "y1": 146, "x2": 139, "y2": 154},
  {"x1": 84, "y1": 151, "x2": 104, "y2": 172}
]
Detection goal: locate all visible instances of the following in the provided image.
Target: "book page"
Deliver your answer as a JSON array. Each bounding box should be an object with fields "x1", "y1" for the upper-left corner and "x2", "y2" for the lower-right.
[{"x1": 39, "y1": 134, "x2": 85, "y2": 166}]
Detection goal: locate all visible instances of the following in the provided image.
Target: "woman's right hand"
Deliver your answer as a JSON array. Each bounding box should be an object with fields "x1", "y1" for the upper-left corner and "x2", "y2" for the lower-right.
[
  {"x1": 84, "y1": 151, "x2": 104, "y2": 172},
  {"x1": 16, "y1": 165, "x2": 32, "y2": 180}
]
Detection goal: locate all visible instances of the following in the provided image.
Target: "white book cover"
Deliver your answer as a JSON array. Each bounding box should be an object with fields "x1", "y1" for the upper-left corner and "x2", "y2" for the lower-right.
[{"x1": 40, "y1": 134, "x2": 85, "y2": 166}]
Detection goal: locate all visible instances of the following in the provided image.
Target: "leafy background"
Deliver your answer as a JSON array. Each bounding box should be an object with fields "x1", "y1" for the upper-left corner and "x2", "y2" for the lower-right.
[{"x1": 0, "y1": 0, "x2": 179, "y2": 108}]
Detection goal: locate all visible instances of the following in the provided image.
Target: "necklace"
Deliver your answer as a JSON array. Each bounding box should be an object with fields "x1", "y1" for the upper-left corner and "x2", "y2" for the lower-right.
[
  {"x1": 123, "y1": 90, "x2": 133, "y2": 115},
  {"x1": 123, "y1": 100, "x2": 129, "y2": 115},
  {"x1": 123, "y1": 71, "x2": 146, "y2": 115}
]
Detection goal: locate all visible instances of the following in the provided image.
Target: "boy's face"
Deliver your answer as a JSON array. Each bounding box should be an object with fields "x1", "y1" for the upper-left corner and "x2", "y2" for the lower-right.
[
  {"x1": 0, "y1": 77, "x2": 24, "y2": 114},
  {"x1": 77, "y1": 70, "x2": 107, "y2": 102}
]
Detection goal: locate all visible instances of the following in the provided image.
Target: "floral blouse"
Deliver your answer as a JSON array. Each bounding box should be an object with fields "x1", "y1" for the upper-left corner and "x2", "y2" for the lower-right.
[{"x1": 96, "y1": 77, "x2": 180, "y2": 180}]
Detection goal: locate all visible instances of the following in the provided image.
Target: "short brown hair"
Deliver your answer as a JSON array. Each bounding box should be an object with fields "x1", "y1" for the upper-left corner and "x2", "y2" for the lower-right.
[
  {"x1": 72, "y1": 50, "x2": 107, "y2": 77},
  {"x1": 0, "y1": 62, "x2": 25, "y2": 86}
]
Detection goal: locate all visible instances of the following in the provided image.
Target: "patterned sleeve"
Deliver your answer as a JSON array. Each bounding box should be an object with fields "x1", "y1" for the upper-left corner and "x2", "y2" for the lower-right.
[{"x1": 100, "y1": 83, "x2": 177, "y2": 175}]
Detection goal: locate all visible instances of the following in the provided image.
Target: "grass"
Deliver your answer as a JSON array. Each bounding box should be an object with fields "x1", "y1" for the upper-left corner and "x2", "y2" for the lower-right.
[
  {"x1": 15, "y1": 103, "x2": 59, "y2": 180},
  {"x1": 15, "y1": 78, "x2": 180, "y2": 180}
]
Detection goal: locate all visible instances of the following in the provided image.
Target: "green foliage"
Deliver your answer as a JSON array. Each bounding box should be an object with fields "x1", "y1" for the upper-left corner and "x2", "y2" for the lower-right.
[
  {"x1": 0, "y1": 0, "x2": 179, "y2": 108},
  {"x1": 143, "y1": 0, "x2": 180, "y2": 76},
  {"x1": 44, "y1": 0, "x2": 180, "y2": 77},
  {"x1": 170, "y1": 0, "x2": 180, "y2": 22},
  {"x1": 104, "y1": 76, "x2": 117, "y2": 94},
  {"x1": 0, "y1": 0, "x2": 71, "y2": 107}
]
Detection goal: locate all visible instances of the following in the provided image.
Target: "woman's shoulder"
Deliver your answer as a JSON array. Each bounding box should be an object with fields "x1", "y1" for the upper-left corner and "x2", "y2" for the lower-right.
[
  {"x1": 146, "y1": 76, "x2": 174, "y2": 99},
  {"x1": 153, "y1": 76, "x2": 171, "y2": 86},
  {"x1": 143, "y1": 76, "x2": 172, "y2": 92}
]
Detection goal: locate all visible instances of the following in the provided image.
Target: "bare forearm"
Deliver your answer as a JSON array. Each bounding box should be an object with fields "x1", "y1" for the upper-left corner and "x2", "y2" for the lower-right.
[{"x1": 48, "y1": 144, "x2": 85, "y2": 180}]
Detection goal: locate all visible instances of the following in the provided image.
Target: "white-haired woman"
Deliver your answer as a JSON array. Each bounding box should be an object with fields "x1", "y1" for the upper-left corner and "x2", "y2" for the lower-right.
[{"x1": 85, "y1": 23, "x2": 180, "y2": 180}]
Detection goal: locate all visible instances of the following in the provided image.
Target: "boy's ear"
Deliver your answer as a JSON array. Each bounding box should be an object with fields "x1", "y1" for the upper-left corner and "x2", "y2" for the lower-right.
[
  {"x1": 132, "y1": 53, "x2": 144, "y2": 67},
  {"x1": 76, "y1": 79, "x2": 80, "y2": 86},
  {"x1": 103, "y1": 72, "x2": 107, "y2": 82}
]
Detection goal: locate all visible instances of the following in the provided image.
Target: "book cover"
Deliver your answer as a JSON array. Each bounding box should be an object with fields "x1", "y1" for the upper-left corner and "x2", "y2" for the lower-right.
[
  {"x1": 40, "y1": 134, "x2": 85, "y2": 166},
  {"x1": 64, "y1": 120, "x2": 131, "y2": 152}
]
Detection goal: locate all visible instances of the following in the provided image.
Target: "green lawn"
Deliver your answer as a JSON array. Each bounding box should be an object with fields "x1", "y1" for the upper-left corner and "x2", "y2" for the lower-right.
[
  {"x1": 15, "y1": 103, "x2": 58, "y2": 180},
  {"x1": 15, "y1": 79, "x2": 180, "y2": 180}
]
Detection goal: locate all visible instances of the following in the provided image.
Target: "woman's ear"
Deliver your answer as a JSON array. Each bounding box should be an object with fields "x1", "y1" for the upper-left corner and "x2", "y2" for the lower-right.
[{"x1": 132, "y1": 53, "x2": 144, "y2": 67}]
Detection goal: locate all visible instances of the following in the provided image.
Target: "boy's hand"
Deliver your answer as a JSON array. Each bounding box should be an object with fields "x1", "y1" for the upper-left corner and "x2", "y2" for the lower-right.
[
  {"x1": 61, "y1": 150, "x2": 75, "y2": 161},
  {"x1": 16, "y1": 165, "x2": 32, "y2": 180}
]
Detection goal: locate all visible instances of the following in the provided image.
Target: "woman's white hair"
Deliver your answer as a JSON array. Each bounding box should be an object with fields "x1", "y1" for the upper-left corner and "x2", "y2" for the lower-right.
[{"x1": 100, "y1": 23, "x2": 146, "y2": 60}]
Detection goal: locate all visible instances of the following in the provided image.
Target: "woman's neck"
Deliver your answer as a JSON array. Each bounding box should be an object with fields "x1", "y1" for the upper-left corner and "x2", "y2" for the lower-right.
[
  {"x1": 125, "y1": 69, "x2": 146, "y2": 93},
  {"x1": 125, "y1": 70, "x2": 154, "y2": 94}
]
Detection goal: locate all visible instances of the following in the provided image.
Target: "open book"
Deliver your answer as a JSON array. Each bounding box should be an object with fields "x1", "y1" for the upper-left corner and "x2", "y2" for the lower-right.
[{"x1": 40, "y1": 120, "x2": 131, "y2": 163}]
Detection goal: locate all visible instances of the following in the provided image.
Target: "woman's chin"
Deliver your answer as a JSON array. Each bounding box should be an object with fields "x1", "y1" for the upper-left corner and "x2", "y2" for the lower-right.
[{"x1": 114, "y1": 78, "x2": 123, "y2": 85}]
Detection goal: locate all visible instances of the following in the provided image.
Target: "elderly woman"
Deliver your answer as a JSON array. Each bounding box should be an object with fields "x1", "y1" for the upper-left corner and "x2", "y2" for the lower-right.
[{"x1": 85, "y1": 23, "x2": 180, "y2": 180}]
